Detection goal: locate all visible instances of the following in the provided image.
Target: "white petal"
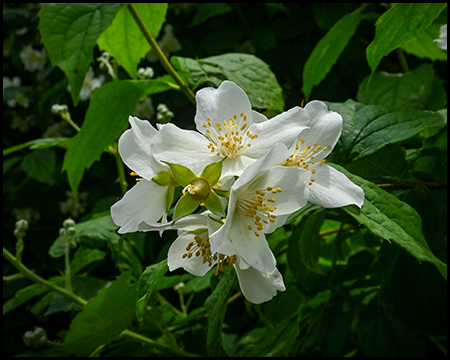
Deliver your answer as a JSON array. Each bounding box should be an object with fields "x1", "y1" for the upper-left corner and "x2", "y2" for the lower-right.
[
  {"x1": 234, "y1": 265, "x2": 285, "y2": 304},
  {"x1": 232, "y1": 142, "x2": 292, "y2": 194},
  {"x1": 221, "y1": 155, "x2": 256, "y2": 179},
  {"x1": 111, "y1": 179, "x2": 167, "y2": 234},
  {"x1": 118, "y1": 116, "x2": 166, "y2": 180},
  {"x1": 245, "y1": 106, "x2": 310, "y2": 158},
  {"x1": 195, "y1": 81, "x2": 253, "y2": 135},
  {"x1": 247, "y1": 165, "x2": 310, "y2": 215},
  {"x1": 302, "y1": 101, "x2": 343, "y2": 158},
  {"x1": 228, "y1": 210, "x2": 276, "y2": 273},
  {"x1": 152, "y1": 123, "x2": 218, "y2": 174},
  {"x1": 308, "y1": 164, "x2": 364, "y2": 208},
  {"x1": 168, "y1": 233, "x2": 213, "y2": 276},
  {"x1": 138, "y1": 213, "x2": 209, "y2": 232}
]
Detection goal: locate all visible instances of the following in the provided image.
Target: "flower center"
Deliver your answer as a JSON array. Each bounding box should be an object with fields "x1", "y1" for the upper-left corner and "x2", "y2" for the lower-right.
[
  {"x1": 182, "y1": 233, "x2": 237, "y2": 275},
  {"x1": 281, "y1": 138, "x2": 327, "y2": 185},
  {"x1": 203, "y1": 113, "x2": 258, "y2": 159},
  {"x1": 239, "y1": 186, "x2": 282, "y2": 237},
  {"x1": 182, "y1": 178, "x2": 211, "y2": 200}
]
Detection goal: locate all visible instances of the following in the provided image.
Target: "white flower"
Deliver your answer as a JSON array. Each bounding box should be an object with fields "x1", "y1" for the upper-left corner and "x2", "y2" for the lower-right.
[
  {"x1": 139, "y1": 213, "x2": 285, "y2": 304},
  {"x1": 435, "y1": 24, "x2": 447, "y2": 50},
  {"x1": 19, "y1": 45, "x2": 47, "y2": 72},
  {"x1": 79, "y1": 67, "x2": 104, "y2": 101},
  {"x1": 281, "y1": 101, "x2": 364, "y2": 208},
  {"x1": 111, "y1": 116, "x2": 172, "y2": 233},
  {"x1": 152, "y1": 80, "x2": 310, "y2": 180},
  {"x1": 209, "y1": 142, "x2": 311, "y2": 274}
]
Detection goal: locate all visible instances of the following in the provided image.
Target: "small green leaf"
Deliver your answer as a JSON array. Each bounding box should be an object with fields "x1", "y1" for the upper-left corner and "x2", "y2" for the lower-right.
[
  {"x1": 38, "y1": 3, "x2": 126, "y2": 105},
  {"x1": 203, "y1": 190, "x2": 226, "y2": 217},
  {"x1": 302, "y1": 4, "x2": 370, "y2": 101},
  {"x1": 21, "y1": 148, "x2": 57, "y2": 185},
  {"x1": 173, "y1": 195, "x2": 200, "y2": 221},
  {"x1": 366, "y1": 3, "x2": 446, "y2": 74},
  {"x1": 200, "y1": 160, "x2": 223, "y2": 186},
  {"x1": 135, "y1": 259, "x2": 168, "y2": 322},
  {"x1": 332, "y1": 164, "x2": 447, "y2": 279},
  {"x1": 63, "y1": 272, "x2": 136, "y2": 356},
  {"x1": 205, "y1": 268, "x2": 237, "y2": 357},
  {"x1": 97, "y1": 3, "x2": 167, "y2": 79},
  {"x1": 162, "y1": 162, "x2": 197, "y2": 187}
]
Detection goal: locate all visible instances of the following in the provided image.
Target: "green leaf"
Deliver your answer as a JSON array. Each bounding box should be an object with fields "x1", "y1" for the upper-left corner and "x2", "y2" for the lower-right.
[
  {"x1": 356, "y1": 298, "x2": 425, "y2": 356},
  {"x1": 62, "y1": 78, "x2": 173, "y2": 197},
  {"x1": 63, "y1": 272, "x2": 136, "y2": 356},
  {"x1": 402, "y1": 19, "x2": 448, "y2": 61},
  {"x1": 357, "y1": 63, "x2": 446, "y2": 111},
  {"x1": 97, "y1": 3, "x2": 167, "y2": 79},
  {"x1": 172, "y1": 53, "x2": 284, "y2": 112},
  {"x1": 135, "y1": 259, "x2": 168, "y2": 322},
  {"x1": 21, "y1": 148, "x2": 57, "y2": 185},
  {"x1": 38, "y1": 3, "x2": 126, "y2": 105},
  {"x1": 366, "y1": 3, "x2": 446, "y2": 74},
  {"x1": 332, "y1": 164, "x2": 447, "y2": 279},
  {"x1": 162, "y1": 161, "x2": 197, "y2": 187},
  {"x1": 189, "y1": 3, "x2": 232, "y2": 27},
  {"x1": 302, "y1": 4, "x2": 369, "y2": 101},
  {"x1": 327, "y1": 100, "x2": 446, "y2": 164},
  {"x1": 205, "y1": 268, "x2": 237, "y2": 357},
  {"x1": 200, "y1": 160, "x2": 223, "y2": 186},
  {"x1": 298, "y1": 211, "x2": 327, "y2": 275},
  {"x1": 173, "y1": 194, "x2": 200, "y2": 221}
]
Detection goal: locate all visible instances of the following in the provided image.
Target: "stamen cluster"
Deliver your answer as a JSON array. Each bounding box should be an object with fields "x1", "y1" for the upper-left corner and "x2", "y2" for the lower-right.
[{"x1": 203, "y1": 113, "x2": 258, "y2": 158}]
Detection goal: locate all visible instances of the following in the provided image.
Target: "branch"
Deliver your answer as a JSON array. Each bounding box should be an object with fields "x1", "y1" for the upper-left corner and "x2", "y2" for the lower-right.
[{"x1": 127, "y1": 3, "x2": 196, "y2": 105}]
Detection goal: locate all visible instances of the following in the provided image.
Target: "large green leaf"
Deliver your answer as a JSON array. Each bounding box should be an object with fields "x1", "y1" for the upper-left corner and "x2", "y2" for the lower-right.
[
  {"x1": 366, "y1": 3, "x2": 446, "y2": 74},
  {"x1": 357, "y1": 63, "x2": 446, "y2": 111},
  {"x1": 302, "y1": 4, "x2": 370, "y2": 101},
  {"x1": 63, "y1": 272, "x2": 136, "y2": 356},
  {"x1": 38, "y1": 3, "x2": 126, "y2": 105},
  {"x1": 97, "y1": 3, "x2": 168, "y2": 79},
  {"x1": 327, "y1": 100, "x2": 446, "y2": 164},
  {"x1": 172, "y1": 53, "x2": 284, "y2": 113},
  {"x1": 62, "y1": 78, "x2": 174, "y2": 197},
  {"x1": 205, "y1": 268, "x2": 237, "y2": 357},
  {"x1": 333, "y1": 164, "x2": 447, "y2": 279}
]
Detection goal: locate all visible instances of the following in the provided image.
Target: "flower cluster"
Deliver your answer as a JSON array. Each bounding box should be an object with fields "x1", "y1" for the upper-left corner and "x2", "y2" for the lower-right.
[{"x1": 111, "y1": 81, "x2": 364, "y2": 304}]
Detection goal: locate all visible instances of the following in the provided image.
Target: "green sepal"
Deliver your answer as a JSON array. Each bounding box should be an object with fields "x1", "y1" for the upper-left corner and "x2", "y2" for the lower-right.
[
  {"x1": 152, "y1": 170, "x2": 176, "y2": 186},
  {"x1": 202, "y1": 190, "x2": 225, "y2": 217},
  {"x1": 200, "y1": 160, "x2": 223, "y2": 187},
  {"x1": 162, "y1": 161, "x2": 197, "y2": 187},
  {"x1": 173, "y1": 194, "x2": 200, "y2": 221}
]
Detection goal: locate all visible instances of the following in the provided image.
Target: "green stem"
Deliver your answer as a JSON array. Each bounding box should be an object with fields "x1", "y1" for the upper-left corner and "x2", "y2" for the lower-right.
[
  {"x1": 64, "y1": 235, "x2": 72, "y2": 293},
  {"x1": 3, "y1": 247, "x2": 87, "y2": 306},
  {"x1": 127, "y1": 3, "x2": 196, "y2": 105},
  {"x1": 3, "y1": 247, "x2": 196, "y2": 356},
  {"x1": 109, "y1": 145, "x2": 128, "y2": 195},
  {"x1": 395, "y1": 47, "x2": 410, "y2": 73}
]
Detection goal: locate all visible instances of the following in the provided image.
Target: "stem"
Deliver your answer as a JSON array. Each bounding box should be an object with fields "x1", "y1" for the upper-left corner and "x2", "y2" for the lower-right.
[
  {"x1": 3, "y1": 246, "x2": 195, "y2": 356},
  {"x1": 127, "y1": 3, "x2": 196, "y2": 105},
  {"x1": 395, "y1": 47, "x2": 410, "y2": 73},
  {"x1": 64, "y1": 235, "x2": 72, "y2": 293},
  {"x1": 3, "y1": 247, "x2": 87, "y2": 306},
  {"x1": 109, "y1": 145, "x2": 128, "y2": 195}
]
